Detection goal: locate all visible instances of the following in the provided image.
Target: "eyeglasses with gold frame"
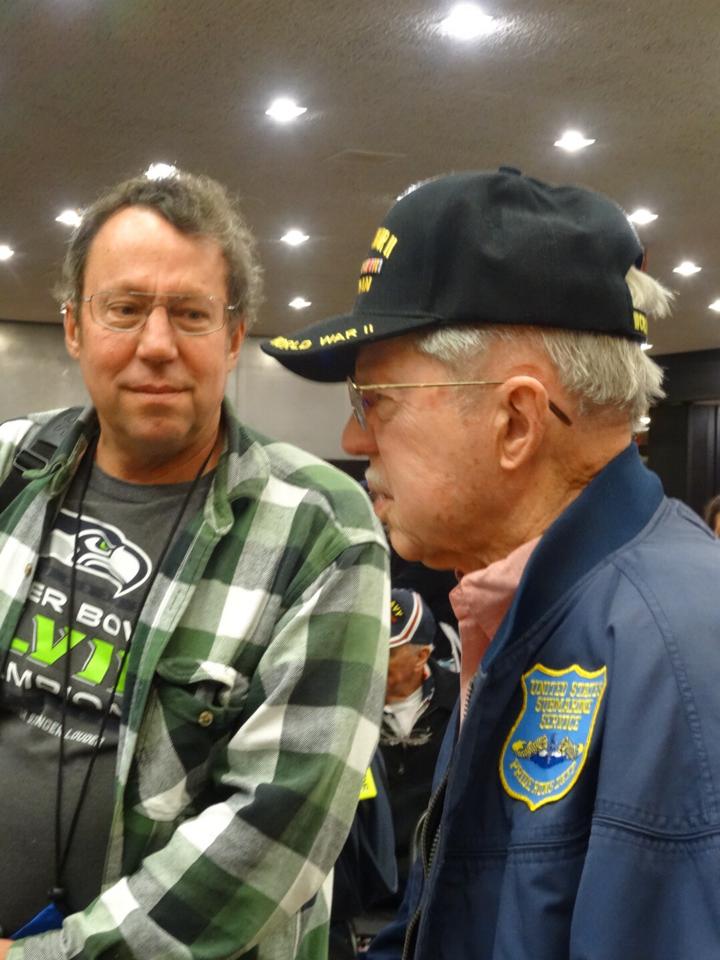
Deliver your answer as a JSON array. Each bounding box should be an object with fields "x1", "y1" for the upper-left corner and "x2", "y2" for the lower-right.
[{"x1": 346, "y1": 377, "x2": 572, "y2": 430}]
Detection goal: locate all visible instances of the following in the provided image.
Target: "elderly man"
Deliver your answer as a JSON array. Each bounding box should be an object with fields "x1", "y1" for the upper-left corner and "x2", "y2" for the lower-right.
[
  {"x1": 263, "y1": 168, "x2": 720, "y2": 959},
  {"x1": 0, "y1": 170, "x2": 389, "y2": 960}
]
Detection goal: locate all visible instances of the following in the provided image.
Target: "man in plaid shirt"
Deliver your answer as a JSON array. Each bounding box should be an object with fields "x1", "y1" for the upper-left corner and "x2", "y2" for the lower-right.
[{"x1": 0, "y1": 170, "x2": 389, "y2": 960}]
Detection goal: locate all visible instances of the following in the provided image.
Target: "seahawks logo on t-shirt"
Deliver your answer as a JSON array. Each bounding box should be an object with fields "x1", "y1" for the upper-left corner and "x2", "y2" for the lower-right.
[{"x1": 45, "y1": 509, "x2": 152, "y2": 598}]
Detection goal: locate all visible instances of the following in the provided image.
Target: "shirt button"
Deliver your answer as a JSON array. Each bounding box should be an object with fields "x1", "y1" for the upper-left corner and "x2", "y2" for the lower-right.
[
  {"x1": 24, "y1": 564, "x2": 32, "y2": 577},
  {"x1": 197, "y1": 710, "x2": 214, "y2": 728}
]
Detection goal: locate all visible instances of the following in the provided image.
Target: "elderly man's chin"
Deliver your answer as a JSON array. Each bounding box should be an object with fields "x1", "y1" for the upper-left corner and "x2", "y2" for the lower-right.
[{"x1": 386, "y1": 524, "x2": 454, "y2": 571}]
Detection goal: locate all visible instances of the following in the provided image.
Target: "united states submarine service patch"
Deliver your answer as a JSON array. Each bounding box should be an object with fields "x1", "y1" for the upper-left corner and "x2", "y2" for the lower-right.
[{"x1": 499, "y1": 663, "x2": 607, "y2": 811}]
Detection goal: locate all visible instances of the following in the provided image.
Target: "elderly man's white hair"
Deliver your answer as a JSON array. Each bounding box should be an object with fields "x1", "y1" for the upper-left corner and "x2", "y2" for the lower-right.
[{"x1": 415, "y1": 267, "x2": 672, "y2": 429}]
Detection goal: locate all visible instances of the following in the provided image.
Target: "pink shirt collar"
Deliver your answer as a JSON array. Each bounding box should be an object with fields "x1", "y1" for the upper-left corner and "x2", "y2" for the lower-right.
[{"x1": 450, "y1": 537, "x2": 540, "y2": 722}]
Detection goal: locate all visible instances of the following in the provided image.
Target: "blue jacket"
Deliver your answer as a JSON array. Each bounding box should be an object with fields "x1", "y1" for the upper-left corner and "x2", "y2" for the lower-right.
[{"x1": 369, "y1": 445, "x2": 720, "y2": 960}]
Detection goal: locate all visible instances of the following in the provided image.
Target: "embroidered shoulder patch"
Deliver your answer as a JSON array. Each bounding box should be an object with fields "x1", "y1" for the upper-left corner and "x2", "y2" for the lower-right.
[{"x1": 499, "y1": 663, "x2": 607, "y2": 811}]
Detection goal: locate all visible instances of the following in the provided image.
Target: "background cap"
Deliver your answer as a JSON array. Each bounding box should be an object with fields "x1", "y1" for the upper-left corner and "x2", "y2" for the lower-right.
[
  {"x1": 261, "y1": 167, "x2": 646, "y2": 382},
  {"x1": 390, "y1": 588, "x2": 436, "y2": 649}
]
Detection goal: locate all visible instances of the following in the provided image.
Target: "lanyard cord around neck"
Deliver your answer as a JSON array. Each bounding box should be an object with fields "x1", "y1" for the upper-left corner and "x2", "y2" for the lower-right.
[{"x1": 52, "y1": 437, "x2": 215, "y2": 906}]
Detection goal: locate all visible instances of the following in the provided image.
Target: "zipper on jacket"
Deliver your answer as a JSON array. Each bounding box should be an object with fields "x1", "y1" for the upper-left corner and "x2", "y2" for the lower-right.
[
  {"x1": 401, "y1": 771, "x2": 450, "y2": 960},
  {"x1": 401, "y1": 672, "x2": 485, "y2": 958},
  {"x1": 402, "y1": 908, "x2": 421, "y2": 960},
  {"x1": 462, "y1": 675, "x2": 475, "y2": 721}
]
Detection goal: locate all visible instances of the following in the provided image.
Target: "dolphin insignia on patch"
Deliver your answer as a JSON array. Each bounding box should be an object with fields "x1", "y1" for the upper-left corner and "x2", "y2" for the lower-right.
[{"x1": 499, "y1": 663, "x2": 607, "y2": 811}]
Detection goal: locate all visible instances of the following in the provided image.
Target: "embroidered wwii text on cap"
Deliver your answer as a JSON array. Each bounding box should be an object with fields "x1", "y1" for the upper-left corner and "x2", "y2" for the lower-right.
[{"x1": 261, "y1": 167, "x2": 647, "y2": 382}]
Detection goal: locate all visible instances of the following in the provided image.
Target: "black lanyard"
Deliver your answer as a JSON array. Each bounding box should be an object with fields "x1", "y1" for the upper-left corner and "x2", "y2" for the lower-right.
[{"x1": 50, "y1": 436, "x2": 215, "y2": 909}]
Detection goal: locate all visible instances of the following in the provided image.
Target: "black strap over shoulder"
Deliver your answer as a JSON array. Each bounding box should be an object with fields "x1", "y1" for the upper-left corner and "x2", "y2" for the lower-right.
[{"x1": 0, "y1": 406, "x2": 84, "y2": 514}]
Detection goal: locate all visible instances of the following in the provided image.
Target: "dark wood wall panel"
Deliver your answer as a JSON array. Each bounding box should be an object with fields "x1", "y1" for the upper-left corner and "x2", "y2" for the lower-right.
[{"x1": 648, "y1": 349, "x2": 720, "y2": 516}]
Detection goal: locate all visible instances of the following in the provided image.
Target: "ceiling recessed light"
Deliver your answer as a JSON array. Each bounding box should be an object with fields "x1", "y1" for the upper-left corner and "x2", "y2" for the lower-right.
[
  {"x1": 709, "y1": 300, "x2": 720, "y2": 312},
  {"x1": 0, "y1": 245, "x2": 15, "y2": 261},
  {"x1": 640, "y1": 342, "x2": 654, "y2": 352},
  {"x1": 145, "y1": 162, "x2": 177, "y2": 180},
  {"x1": 554, "y1": 130, "x2": 596, "y2": 152},
  {"x1": 289, "y1": 296, "x2": 311, "y2": 310},
  {"x1": 628, "y1": 208, "x2": 658, "y2": 226},
  {"x1": 266, "y1": 98, "x2": 307, "y2": 123},
  {"x1": 281, "y1": 229, "x2": 309, "y2": 246},
  {"x1": 55, "y1": 209, "x2": 82, "y2": 227},
  {"x1": 673, "y1": 260, "x2": 701, "y2": 276},
  {"x1": 440, "y1": 3, "x2": 497, "y2": 40}
]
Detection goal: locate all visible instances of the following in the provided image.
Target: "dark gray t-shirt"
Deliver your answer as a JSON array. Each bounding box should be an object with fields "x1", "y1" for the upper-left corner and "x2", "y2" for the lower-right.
[{"x1": 0, "y1": 462, "x2": 211, "y2": 936}]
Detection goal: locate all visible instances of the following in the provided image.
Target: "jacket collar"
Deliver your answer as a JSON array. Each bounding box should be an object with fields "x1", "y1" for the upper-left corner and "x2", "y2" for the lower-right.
[{"x1": 485, "y1": 442, "x2": 664, "y2": 667}]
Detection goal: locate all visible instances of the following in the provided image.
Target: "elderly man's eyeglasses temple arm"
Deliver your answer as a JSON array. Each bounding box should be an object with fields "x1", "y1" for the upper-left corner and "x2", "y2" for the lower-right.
[{"x1": 348, "y1": 379, "x2": 573, "y2": 427}]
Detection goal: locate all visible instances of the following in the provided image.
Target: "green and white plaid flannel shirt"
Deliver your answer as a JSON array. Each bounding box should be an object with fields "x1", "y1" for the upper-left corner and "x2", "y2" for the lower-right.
[{"x1": 0, "y1": 400, "x2": 390, "y2": 960}]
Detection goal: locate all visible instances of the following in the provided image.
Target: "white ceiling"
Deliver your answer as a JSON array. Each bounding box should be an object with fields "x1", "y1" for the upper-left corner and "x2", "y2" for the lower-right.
[{"x1": 2, "y1": 0, "x2": 719, "y2": 357}]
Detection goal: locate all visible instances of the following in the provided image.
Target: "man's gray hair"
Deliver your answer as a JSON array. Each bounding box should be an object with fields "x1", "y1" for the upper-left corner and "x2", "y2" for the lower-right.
[
  {"x1": 415, "y1": 267, "x2": 672, "y2": 427},
  {"x1": 55, "y1": 170, "x2": 264, "y2": 330}
]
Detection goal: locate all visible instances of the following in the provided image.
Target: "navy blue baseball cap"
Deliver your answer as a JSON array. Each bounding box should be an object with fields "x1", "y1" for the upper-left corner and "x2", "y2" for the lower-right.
[
  {"x1": 261, "y1": 167, "x2": 647, "y2": 382},
  {"x1": 389, "y1": 589, "x2": 436, "y2": 649}
]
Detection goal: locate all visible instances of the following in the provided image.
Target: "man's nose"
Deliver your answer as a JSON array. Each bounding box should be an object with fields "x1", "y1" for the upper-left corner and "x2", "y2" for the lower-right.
[
  {"x1": 342, "y1": 413, "x2": 378, "y2": 456},
  {"x1": 136, "y1": 304, "x2": 179, "y2": 359}
]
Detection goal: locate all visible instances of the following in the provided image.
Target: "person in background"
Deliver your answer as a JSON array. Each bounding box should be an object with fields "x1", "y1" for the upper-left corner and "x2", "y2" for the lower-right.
[
  {"x1": 703, "y1": 492, "x2": 720, "y2": 534},
  {"x1": 389, "y1": 551, "x2": 460, "y2": 669},
  {"x1": 0, "y1": 169, "x2": 389, "y2": 960},
  {"x1": 330, "y1": 751, "x2": 397, "y2": 960},
  {"x1": 263, "y1": 166, "x2": 720, "y2": 959},
  {"x1": 379, "y1": 589, "x2": 458, "y2": 906}
]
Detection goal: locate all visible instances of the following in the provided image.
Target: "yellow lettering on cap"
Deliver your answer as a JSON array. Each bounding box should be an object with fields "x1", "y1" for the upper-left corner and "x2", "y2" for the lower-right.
[
  {"x1": 345, "y1": 327, "x2": 357, "y2": 339},
  {"x1": 269, "y1": 336, "x2": 314, "y2": 351},
  {"x1": 363, "y1": 323, "x2": 374, "y2": 334},
  {"x1": 371, "y1": 227, "x2": 391, "y2": 254},
  {"x1": 319, "y1": 332, "x2": 347, "y2": 346},
  {"x1": 634, "y1": 310, "x2": 649, "y2": 336},
  {"x1": 358, "y1": 276, "x2": 373, "y2": 294},
  {"x1": 383, "y1": 234, "x2": 398, "y2": 258},
  {"x1": 368, "y1": 231, "x2": 398, "y2": 258}
]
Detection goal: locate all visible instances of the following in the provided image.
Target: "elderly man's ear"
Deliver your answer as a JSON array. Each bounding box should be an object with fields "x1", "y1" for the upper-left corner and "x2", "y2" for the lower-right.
[
  {"x1": 416, "y1": 645, "x2": 433, "y2": 670},
  {"x1": 496, "y1": 376, "x2": 557, "y2": 471}
]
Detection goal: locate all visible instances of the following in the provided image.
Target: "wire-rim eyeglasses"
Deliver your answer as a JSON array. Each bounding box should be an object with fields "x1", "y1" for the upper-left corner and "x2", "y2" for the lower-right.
[
  {"x1": 80, "y1": 290, "x2": 238, "y2": 336},
  {"x1": 346, "y1": 376, "x2": 572, "y2": 430}
]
